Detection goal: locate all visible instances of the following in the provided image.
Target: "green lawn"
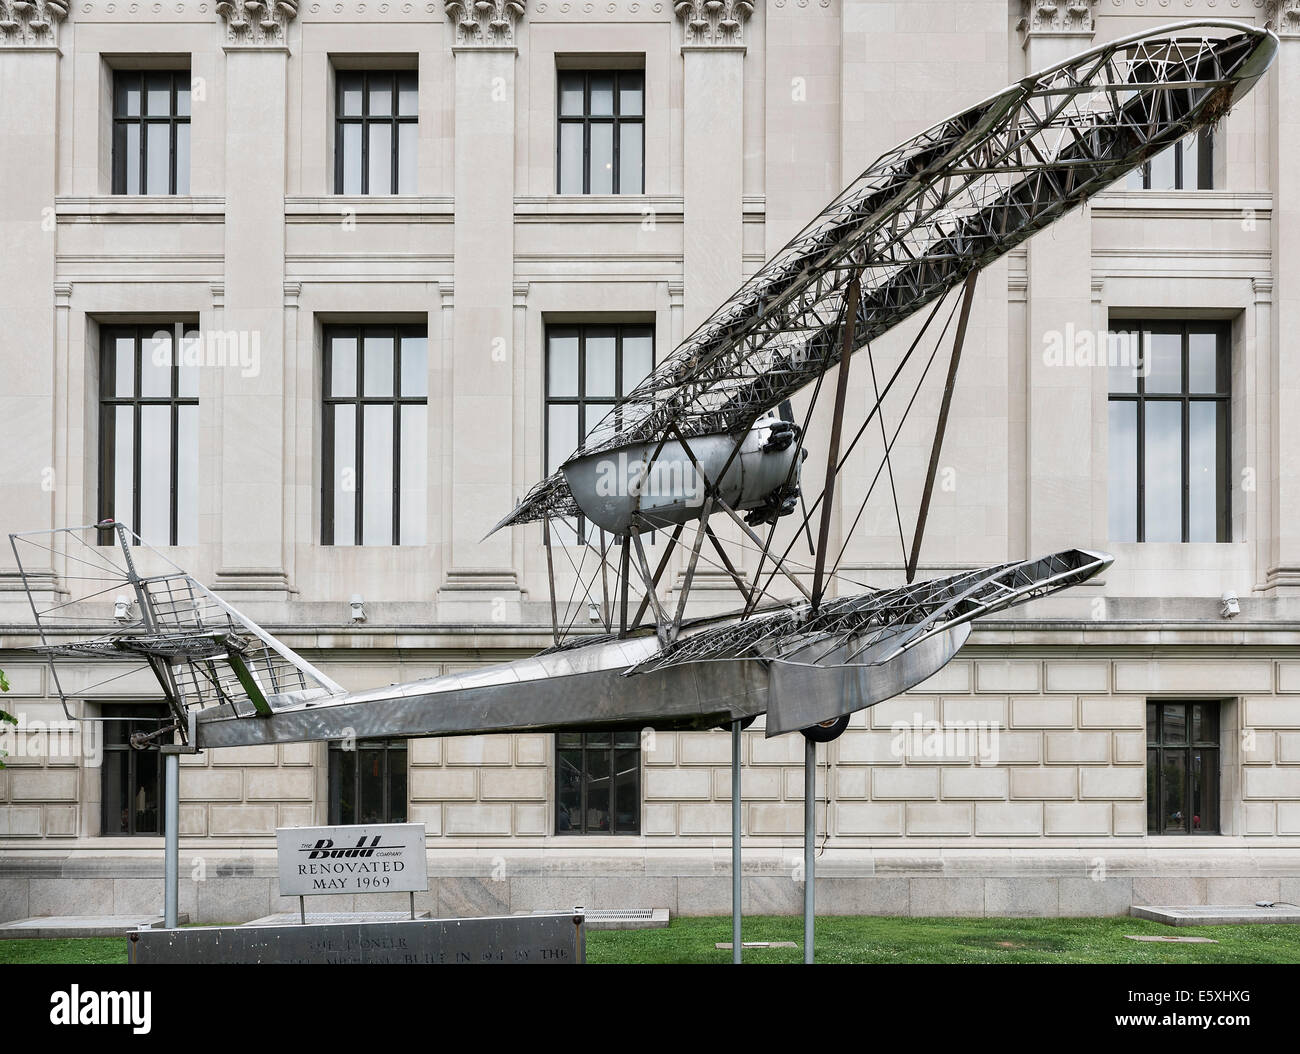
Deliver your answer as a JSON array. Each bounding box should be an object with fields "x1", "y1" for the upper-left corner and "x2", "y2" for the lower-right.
[{"x1": 2, "y1": 915, "x2": 1298, "y2": 965}]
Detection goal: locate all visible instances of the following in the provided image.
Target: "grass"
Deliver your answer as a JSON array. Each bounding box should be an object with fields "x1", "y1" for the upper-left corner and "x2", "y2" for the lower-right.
[{"x1": 2, "y1": 915, "x2": 1298, "y2": 965}]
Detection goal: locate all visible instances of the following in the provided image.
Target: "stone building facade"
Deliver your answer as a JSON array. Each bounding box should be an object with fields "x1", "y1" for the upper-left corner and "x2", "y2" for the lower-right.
[{"x1": 1, "y1": 0, "x2": 1299, "y2": 922}]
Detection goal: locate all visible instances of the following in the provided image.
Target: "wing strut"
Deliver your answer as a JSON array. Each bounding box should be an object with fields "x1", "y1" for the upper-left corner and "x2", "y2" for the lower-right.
[
  {"x1": 906, "y1": 268, "x2": 979, "y2": 583},
  {"x1": 809, "y1": 271, "x2": 862, "y2": 612}
]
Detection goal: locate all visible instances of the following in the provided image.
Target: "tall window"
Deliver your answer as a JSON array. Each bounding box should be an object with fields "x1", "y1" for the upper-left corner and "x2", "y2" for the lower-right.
[
  {"x1": 329, "y1": 738, "x2": 408, "y2": 825},
  {"x1": 557, "y1": 69, "x2": 644, "y2": 194},
  {"x1": 112, "y1": 70, "x2": 190, "y2": 195},
  {"x1": 545, "y1": 323, "x2": 654, "y2": 540},
  {"x1": 1147, "y1": 701, "x2": 1220, "y2": 834},
  {"x1": 1126, "y1": 130, "x2": 1212, "y2": 190},
  {"x1": 555, "y1": 731, "x2": 640, "y2": 834},
  {"x1": 335, "y1": 70, "x2": 418, "y2": 194},
  {"x1": 99, "y1": 324, "x2": 200, "y2": 547},
  {"x1": 1107, "y1": 321, "x2": 1230, "y2": 543},
  {"x1": 101, "y1": 704, "x2": 172, "y2": 836},
  {"x1": 322, "y1": 324, "x2": 428, "y2": 546}
]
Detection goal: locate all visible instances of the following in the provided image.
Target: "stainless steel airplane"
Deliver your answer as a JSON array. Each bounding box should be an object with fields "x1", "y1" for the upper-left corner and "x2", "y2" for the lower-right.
[{"x1": 11, "y1": 20, "x2": 1277, "y2": 752}]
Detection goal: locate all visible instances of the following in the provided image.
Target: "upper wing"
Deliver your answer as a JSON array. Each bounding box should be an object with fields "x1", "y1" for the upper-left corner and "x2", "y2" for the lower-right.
[{"x1": 491, "y1": 21, "x2": 1275, "y2": 533}]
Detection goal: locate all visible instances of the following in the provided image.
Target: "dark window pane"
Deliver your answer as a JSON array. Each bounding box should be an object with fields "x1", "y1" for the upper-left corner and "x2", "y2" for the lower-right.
[
  {"x1": 1108, "y1": 400, "x2": 1137, "y2": 543},
  {"x1": 1162, "y1": 703, "x2": 1187, "y2": 744},
  {"x1": 556, "y1": 733, "x2": 582, "y2": 749},
  {"x1": 1143, "y1": 401, "x2": 1182, "y2": 542},
  {"x1": 1146, "y1": 748, "x2": 1159, "y2": 833},
  {"x1": 614, "y1": 748, "x2": 639, "y2": 834},
  {"x1": 358, "y1": 747, "x2": 385, "y2": 823},
  {"x1": 1146, "y1": 702, "x2": 1157, "y2": 744},
  {"x1": 1162, "y1": 750, "x2": 1187, "y2": 832},
  {"x1": 134, "y1": 749, "x2": 160, "y2": 833},
  {"x1": 389, "y1": 752, "x2": 408, "y2": 823},
  {"x1": 557, "y1": 749, "x2": 582, "y2": 831},
  {"x1": 1192, "y1": 748, "x2": 1218, "y2": 832},
  {"x1": 1192, "y1": 702, "x2": 1218, "y2": 744}
]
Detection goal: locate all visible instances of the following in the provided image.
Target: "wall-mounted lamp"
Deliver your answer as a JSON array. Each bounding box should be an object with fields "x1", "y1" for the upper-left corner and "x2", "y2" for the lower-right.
[
  {"x1": 113, "y1": 595, "x2": 134, "y2": 624},
  {"x1": 349, "y1": 594, "x2": 367, "y2": 623},
  {"x1": 1220, "y1": 592, "x2": 1240, "y2": 619},
  {"x1": 588, "y1": 601, "x2": 601, "y2": 625}
]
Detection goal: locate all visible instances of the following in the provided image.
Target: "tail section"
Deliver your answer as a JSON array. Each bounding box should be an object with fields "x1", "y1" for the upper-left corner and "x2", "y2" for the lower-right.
[{"x1": 9, "y1": 522, "x2": 344, "y2": 745}]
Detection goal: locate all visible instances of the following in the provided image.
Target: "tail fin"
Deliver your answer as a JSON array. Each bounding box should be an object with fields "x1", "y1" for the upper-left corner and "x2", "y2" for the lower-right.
[{"x1": 9, "y1": 522, "x2": 344, "y2": 745}]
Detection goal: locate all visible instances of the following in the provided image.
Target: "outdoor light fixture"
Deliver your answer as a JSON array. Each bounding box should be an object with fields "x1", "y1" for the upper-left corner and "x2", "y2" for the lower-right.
[
  {"x1": 113, "y1": 595, "x2": 134, "y2": 624},
  {"x1": 349, "y1": 594, "x2": 367, "y2": 623},
  {"x1": 588, "y1": 601, "x2": 601, "y2": 624},
  {"x1": 1221, "y1": 592, "x2": 1240, "y2": 619}
]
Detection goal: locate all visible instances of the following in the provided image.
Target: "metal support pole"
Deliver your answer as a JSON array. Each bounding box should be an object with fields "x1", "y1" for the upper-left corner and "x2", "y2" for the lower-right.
[
  {"x1": 164, "y1": 750, "x2": 179, "y2": 929},
  {"x1": 731, "y1": 718, "x2": 742, "y2": 964},
  {"x1": 803, "y1": 735, "x2": 815, "y2": 964}
]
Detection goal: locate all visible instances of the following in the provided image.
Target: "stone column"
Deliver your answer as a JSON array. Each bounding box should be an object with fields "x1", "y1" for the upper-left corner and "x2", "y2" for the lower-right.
[
  {"x1": 1267, "y1": 3, "x2": 1300, "y2": 592},
  {"x1": 678, "y1": 1, "x2": 750, "y2": 331},
  {"x1": 1020, "y1": 1, "x2": 1102, "y2": 560},
  {"x1": 212, "y1": 2, "x2": 298, "y2": 599},
  {"x1": 438, "y1": 1, "x2": 524, "y2": 620},
  {"x1": 0, "y1": 2, "x2": 66, "y2": 607}
]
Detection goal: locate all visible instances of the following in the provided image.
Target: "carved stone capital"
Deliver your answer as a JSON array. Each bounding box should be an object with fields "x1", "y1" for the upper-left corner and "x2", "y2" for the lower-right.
[
  {"x1": 1017, "y1": 0, "x2": 1097, "y2": 37},
  {"x1": 0, "y1": 0, "x2": 69, "y2": 49},
  {"x1": 216, "y1": 0, "x2": 299, "y2": 47},
  {"x1": 445, "y1": 0, "x2": 526, "y2": 47},
  {"x1": 1267, "y1": 2, "x2": 1300, "y2": 39},
  {"x1": 676, "y1": 0, "x2": 752, "y2": 48}
]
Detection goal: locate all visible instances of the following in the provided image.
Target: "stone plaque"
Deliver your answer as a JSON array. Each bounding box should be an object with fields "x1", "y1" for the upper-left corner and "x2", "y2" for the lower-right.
[
  {"x1": 276, "y1": 823, "x2": 427, "y2": 897},
  {"x1": 128, "y1": 913, "x2": 585, "y2": 964}
]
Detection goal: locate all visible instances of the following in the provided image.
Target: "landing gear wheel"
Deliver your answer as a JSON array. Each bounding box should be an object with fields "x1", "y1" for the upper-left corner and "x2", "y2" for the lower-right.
[
  {"x1": 800, "y1": 715, "x2": 850, "y2": 743},
  {"x1": 716, "y1": 715, "x2": 756, "y2": 732}
]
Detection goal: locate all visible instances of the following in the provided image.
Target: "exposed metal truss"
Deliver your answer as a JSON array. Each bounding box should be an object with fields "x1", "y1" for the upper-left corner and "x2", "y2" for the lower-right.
[
  {"x1": 625, "y1": 548, "x2": 1110, "y2": 675},
  {"x1": 493, "y1": 21, "x2": 1275, "y2": 530}
]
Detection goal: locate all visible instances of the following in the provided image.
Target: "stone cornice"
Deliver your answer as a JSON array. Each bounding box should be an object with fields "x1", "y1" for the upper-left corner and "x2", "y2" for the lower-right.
[
  {"x1": 675, "y1": 0, "x2": 752, "y2": 47},
  {"x1": 1017, "y1": 0, "x2": 1097, "y2": 37},
  {"x1": 216, "y1": 0, "x2": 299, "y2": 47},
  {"x1": 0, "y1": 0, "x2": 68, "y2": 49},
  {"x1": 444, "y1": 0, "x2": 525, "y2": 47}
]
